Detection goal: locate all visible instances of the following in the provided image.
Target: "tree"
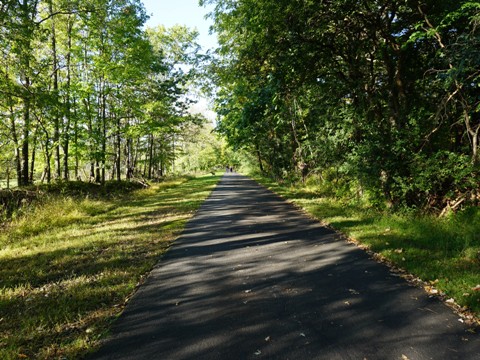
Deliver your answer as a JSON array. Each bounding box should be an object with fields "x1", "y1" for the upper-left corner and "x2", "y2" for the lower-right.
[
  {"x1": 204, "y1": 0, "x2": 480, "y2": 210},
  {"x1": 0, "y1": 0, "x2": 209, "y2": 186}
]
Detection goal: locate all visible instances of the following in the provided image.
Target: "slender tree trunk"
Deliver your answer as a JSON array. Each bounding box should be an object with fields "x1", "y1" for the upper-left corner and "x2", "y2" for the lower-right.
[
  {"x1": 171, "y1": 135, "x2": 175, "y2": 174},
  {"x1": 44, "y1": 140, "x2": 51, "y2": 183},
  {"x1": 18, "y1": 0, "x2": 38, "y2": 187},
  {"x1": 101, "y1": 87, "x2": 107, "y2": 184},
  {"x1": 62, "y1": 134, "x2": 70, "y2": 180},
  {"x1": 126, "y1": 137, "x2": 133, "y2": 180},
  {"x1": 63, "y1": 16, "x2": 73, "y2": 180},
  {"x1": 255, "y1": 143, "x2": 264, "y2": 173},
  {"x1": 29, "y1": 128, "x2": 38, "y2": 183},
  {"x1": 73, "y1": 98, "x2": 79, "y2": 179},
  {"x1": 84, "y1": 96, "x2": 96, "y2": 181},
  {"x1": 148, "y1": 134, "x2": 154, "y2": 178},
  {"x1": 49, "y1": 0, "x2": 61, "y2": 179},
  {"x1": 8, "y1": 90, "x2": 22, "y2": 186},
  {"x1": 115, "y1": 119, "x2": 121, "y2": 181},
  {"x1": 463, "y1": 108, "x2": 480, "y2": 165},
  {"x1": 110, "y1": 161, "x2": 116, "y2": 181},
  {"x1": 95, "y1": 160, "x2": 101, "y2": 183},
  {"x1": 142, "y1": 154, "x2": 147, "y2": 178},
  {"x1": 133, "y1": 138, "x2": 140, "y2": 175},
  {"x1": 472, "y1": 131, "x2": 478, "y2": 165},
  {"x1": 6, "y1": 163, "x2": 10, "y2": 189},
  {"x1": 21, "y1": 80, "x2": 30, "y2": 186}
]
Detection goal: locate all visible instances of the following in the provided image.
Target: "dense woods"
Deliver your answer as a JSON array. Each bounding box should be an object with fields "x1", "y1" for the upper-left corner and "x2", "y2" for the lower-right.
[
  {"x1": 204, "y1": 0, "x2": 480, "y2": 212},
  {"x1": 0, "y1": 0, "x2": 206, "y2": 187},
  {"x1": 2, "y1": 0, "x2": 479, "y2": 213}
]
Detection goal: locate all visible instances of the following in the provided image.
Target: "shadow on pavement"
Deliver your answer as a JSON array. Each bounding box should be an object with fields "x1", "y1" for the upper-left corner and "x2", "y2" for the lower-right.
[{"x1": 90, "y1": 173, "x2": 480, "y2": 360}]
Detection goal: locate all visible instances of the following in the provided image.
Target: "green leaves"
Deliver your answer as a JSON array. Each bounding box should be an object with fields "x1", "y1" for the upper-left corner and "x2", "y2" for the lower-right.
[
  {"x1": 207, "y1": 0, "x2": 480, "y2": 211},
  {"x1": 0, "y1": 0, "x2": 210, "y2": 185}
]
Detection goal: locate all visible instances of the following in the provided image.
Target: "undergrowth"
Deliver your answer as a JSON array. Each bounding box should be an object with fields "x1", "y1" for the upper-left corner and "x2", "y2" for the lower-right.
[{"x1": 0, "y1": 180, "x2": 146, "y2": 223}]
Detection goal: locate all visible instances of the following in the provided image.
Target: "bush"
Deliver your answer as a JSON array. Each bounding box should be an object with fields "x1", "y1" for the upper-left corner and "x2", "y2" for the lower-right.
[
  {"x1": 0, "y1": 189, "x2": 38, "y2": 221},
  {"x1": 396, "y1": 151, "x2": 479, "y2": 211}
]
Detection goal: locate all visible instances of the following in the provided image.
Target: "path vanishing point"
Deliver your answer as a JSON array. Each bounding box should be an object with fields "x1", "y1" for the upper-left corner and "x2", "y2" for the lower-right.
[{"x1": 90, "y1": 173, "x2": 480, "y2": 360}]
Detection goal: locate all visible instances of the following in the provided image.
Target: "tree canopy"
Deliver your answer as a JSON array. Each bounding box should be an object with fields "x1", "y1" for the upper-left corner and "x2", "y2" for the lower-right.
[
  {"x1": 1, "y1": 0, "x2": 479, "y2": 212},
  {"x1": 204, "y1": 0, "x2": 480, "y2": 211},
  {"x1": 0, "y1": 0, "x2": 207, "y2": 186}
]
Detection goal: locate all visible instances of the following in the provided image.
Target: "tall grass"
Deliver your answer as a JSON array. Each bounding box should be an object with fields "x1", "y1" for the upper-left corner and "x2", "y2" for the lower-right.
[{"x1": 0, "y1": 175, "x2": 221, "y2": 359}]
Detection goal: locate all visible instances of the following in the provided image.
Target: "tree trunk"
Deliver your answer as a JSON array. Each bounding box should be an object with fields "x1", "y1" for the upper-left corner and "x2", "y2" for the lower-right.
[
  {"x1": 84, "y1": 96, "x2": 95, "y2": 181},
  {"x1": 256, "y1": 143, "x2": 264, "y2": 173},
  {"x1": 115, "y1": 113, "x2": 121, "y2": 181},
  {"x1": 8, "y1": 89, "x2": 22, "y2": 187},
  {"x1": 73, "y1": 98, "x2": 79, "y2": 179},
  {"x1": 101, "y1": 90, "x2": 107, "y2": 184},
  {"x1": 95, "y1": 161, "x2": 101, "y2": 183},
  {"x1": 126, "y1": 138, "x2": 133, "y2": 180},
  {"x1": 63, "y1": 16, "x2": 73, "y2": 180},
  {"x1": 21, "y1": 81, "x2": 30, "y2": 186},
  {"x1": 44, "y1": 139, "x2": 51, "y2": 184},
  {"x1": 29, "y1": 129, "x2": 37, "y2": 183},
  {"x1": 148, "y1": 134, "x2": 154, "y2": 178},
  {"x1": 6, "y1": 163, "x2": 10, "y2": 189},
  {"x1": 49, "y1": 0, "x2": 61, "y2": 179},
  {"x1": 464, "y1": 109, "x2": 480, "y2": 165}
]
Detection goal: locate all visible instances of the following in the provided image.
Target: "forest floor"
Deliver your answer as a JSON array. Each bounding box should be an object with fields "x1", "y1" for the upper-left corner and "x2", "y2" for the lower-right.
[
  {"x1": 90, "y1": 173, "x2": 479, "y2": 360},
  {"x1": 0, "y1": 174, "x2": 221, "y2": 359}
]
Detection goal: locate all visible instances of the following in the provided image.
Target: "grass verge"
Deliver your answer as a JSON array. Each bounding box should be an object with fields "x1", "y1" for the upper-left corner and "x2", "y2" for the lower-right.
[
  {"x1": 252, "y1": 174, "x2": 480, "y2": 322},
  {"x1": 0, "y1": 174, "x2": 221, "y2": 359}
]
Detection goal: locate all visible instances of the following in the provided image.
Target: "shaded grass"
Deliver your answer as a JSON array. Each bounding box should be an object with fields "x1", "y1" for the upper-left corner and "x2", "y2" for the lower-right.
[
  {"x1": 0, "y1": 174, "x2": 221, "y2": 359},
  {"x1": 253, "y1": 175, "x2": 480, "y2": 317},
  {"x1": 1, "y1": 181, "x2": 147, "y2": 223}
]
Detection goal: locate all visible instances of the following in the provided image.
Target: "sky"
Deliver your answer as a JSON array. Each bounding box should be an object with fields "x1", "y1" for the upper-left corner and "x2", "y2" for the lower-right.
[
  {"x1": 141, "y1": 0, "x2": 218, "y2": 52},
  {"x1": 141, "y1": 0, "x2": 218, "y2": 121}
]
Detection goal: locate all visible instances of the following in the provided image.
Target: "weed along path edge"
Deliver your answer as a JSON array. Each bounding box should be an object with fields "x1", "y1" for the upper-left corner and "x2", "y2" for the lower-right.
[{"x1": 90, "y1": 173, "x2": 479, "y2": 360}]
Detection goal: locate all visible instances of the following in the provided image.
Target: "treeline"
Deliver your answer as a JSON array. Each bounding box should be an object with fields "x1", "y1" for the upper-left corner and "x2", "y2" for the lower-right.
[
  {"x1": 205, "y1": 0, "x2": 480, "y2": 211},
  {"x1": 0, "y1": 0, "x2": 204, "y2": 187}
]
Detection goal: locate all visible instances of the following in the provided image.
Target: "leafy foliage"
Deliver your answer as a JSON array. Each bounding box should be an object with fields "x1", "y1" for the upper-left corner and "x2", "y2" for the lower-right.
[
  {"x1": 0, "y1": 1, "x2": 207, "y2": 187},
  {"x1": 205, "y1": 0, "x2": 480, "y2": 212}
]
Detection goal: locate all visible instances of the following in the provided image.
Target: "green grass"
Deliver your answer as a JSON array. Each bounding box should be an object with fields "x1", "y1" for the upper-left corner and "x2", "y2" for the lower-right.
[
  {"x1": 0, "y1": 179, "x2": 17, "y2": 189},
  {"x1": 0, "y1": 174, "x2": 221, "y2": 359},
  {"x1": 253, "y1": 175, "x2": 480, "y2": 319}
]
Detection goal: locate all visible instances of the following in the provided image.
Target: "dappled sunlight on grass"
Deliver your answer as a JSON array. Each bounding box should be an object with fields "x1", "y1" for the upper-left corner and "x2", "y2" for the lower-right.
[
  {"x1": 0, "y1": 175, "x2": 221, "y2": 359},
  {"x1": 253, "y1": 175, "x2": 480, "y2": 318}
]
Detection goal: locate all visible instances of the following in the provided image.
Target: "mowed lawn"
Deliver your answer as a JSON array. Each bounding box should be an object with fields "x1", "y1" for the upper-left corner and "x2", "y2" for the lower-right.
[{"x1": 0, "y1": 175, "x2": 221, "y2": 359}]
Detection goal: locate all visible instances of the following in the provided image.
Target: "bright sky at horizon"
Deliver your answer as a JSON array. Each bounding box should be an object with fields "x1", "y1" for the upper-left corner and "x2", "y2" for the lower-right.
[
  {"x1": 141, "y1": 0, "x2": 218, "y2": 122},
  {"x1": 141, "y1": 0, "x2": 218, "y2": 52}
]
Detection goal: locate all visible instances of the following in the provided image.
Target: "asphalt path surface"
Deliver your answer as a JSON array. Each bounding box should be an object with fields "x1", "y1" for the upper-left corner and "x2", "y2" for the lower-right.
[{"x1": 91, "y1": 173, "x2": 479, "y2": 360}]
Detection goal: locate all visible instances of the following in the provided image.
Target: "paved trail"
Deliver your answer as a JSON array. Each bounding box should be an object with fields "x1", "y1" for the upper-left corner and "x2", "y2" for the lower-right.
[{"x1": 91, "y1": 173, "x2": 479, "y2": 360}]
